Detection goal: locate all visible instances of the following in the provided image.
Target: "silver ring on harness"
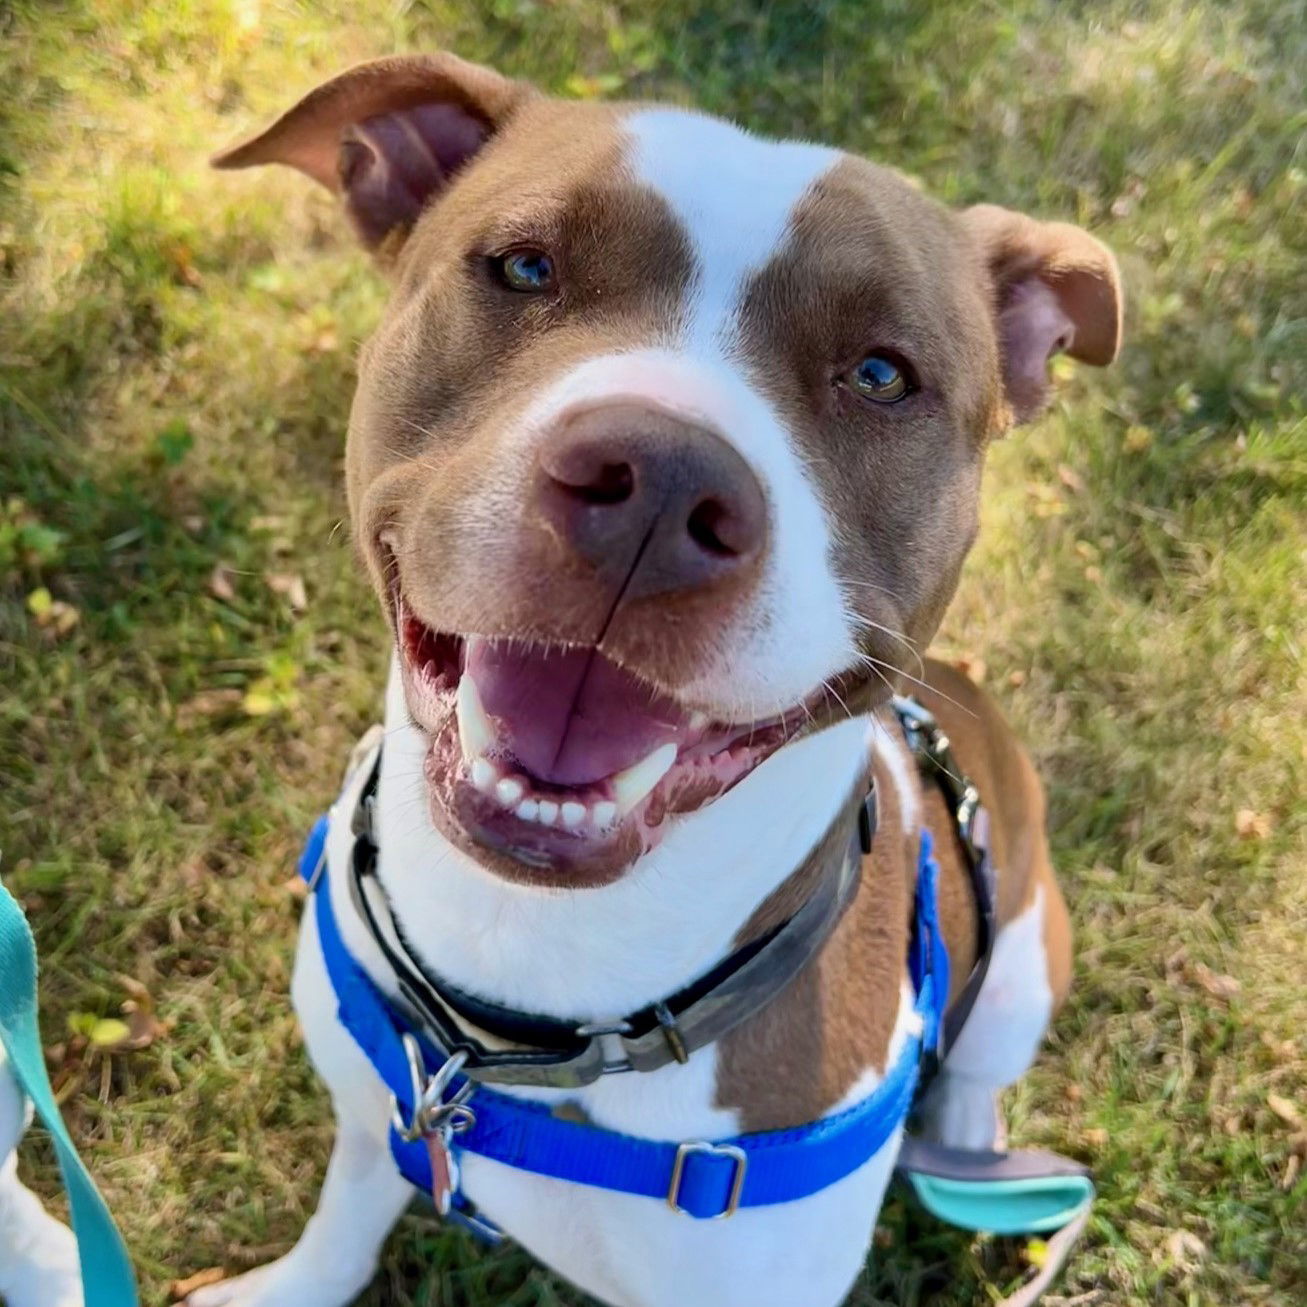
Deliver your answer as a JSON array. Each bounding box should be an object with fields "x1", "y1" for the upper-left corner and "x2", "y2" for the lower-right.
[{"x1": 390, "y1": 1035, "x2": 478, "y2": 1143}]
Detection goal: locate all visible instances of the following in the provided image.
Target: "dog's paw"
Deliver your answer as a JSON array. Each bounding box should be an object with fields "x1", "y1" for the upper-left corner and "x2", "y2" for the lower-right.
[
  {"x1": 186, "y1": 1258, "x2": 372, "y2": 1307},
  {"x1": 186, "y1": 1265, "x2": 279, "y2": 1307}
]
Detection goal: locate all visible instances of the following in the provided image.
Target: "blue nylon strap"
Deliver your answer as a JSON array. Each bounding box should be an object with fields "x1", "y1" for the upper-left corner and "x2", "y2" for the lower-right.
[
  {"x1": 0, "y1": 881, "x2": 139, "y2": 1306},
  {"x1": 305, "y1": 813, "x2": 950, "y2": 1220}
]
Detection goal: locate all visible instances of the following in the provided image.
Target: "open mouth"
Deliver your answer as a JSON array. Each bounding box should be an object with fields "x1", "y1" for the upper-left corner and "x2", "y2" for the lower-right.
[{"x1": 394, "y1": 596, "x2": 813, "y2": 885}]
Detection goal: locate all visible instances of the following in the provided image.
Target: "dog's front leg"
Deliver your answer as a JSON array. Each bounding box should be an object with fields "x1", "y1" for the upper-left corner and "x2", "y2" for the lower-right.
[
  {"x1": 0, "y1": 1051, "x2": 82, "y2": 1307},
  {"x1": 186, "y1": 1117, "x2": 411, "y2": 1307},
  {"x1": 188, "y1": 909, "x2": 412, "y2": 1307}
]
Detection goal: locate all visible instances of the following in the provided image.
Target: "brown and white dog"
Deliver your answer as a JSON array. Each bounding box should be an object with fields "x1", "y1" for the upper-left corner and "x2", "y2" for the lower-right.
[{"x1": 193, "y1": 52, "x2": 1121, "y2": 1307}]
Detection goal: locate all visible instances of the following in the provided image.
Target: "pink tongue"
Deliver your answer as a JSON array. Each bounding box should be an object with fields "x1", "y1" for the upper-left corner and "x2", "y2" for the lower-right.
[{"x1": 467, "y1": 641, "x2": 689, "y2": 786}]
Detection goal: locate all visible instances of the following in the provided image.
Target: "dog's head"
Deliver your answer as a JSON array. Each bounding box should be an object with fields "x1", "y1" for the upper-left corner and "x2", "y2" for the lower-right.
[{"x1": 216, "y1": 54, "x2": 1121, "y2": 888}]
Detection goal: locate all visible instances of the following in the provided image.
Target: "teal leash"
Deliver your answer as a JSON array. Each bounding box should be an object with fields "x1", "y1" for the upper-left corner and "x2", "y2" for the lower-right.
[{"x1": 0, "y1": 880, "x2": 139, "y2": 1307}]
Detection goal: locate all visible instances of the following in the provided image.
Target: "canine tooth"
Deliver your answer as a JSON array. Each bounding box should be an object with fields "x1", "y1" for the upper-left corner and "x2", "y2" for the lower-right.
[
  {"x1": 592, "y1": 800, "x2": 617, "y2": 829},
  {"x1": 612, "y1": 742, "x2": 678, "y2": 815},
  {"x1": 496, "y1": 776, "x2": 525, "y2": 806},
  {"x1": 560, "y1": 801, "x2": 586, "y2": 829},
  {"x1": 688, "y1": 711, "x2": 708, "y2": 732},
  {"x1": 456, "y1": 674, "x2": 495, "y2": 763},
  {"x1": 470, "y1": 757, "x2": 497, "y2": 792},
  {"x1": 515, "y1": 798, "x2": 540, "y2": 822},
  {"x1": 537, "y1": 799, "x2": 559, "y2": 826}
]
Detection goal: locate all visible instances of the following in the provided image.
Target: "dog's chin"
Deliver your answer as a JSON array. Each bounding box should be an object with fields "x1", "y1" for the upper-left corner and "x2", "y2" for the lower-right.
[{"x1": 392, "y1": 596, "x2": 822, "y2": 889}]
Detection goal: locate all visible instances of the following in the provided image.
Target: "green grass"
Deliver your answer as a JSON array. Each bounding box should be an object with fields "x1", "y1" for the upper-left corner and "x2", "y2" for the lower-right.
[{"x1": 1, "y1": 0, "x2": 1303, "y2": 1303}]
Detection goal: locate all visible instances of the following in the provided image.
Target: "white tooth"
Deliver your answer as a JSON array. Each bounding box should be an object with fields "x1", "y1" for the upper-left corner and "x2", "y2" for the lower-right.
[
  {"x1": 470, "y1": 757, "x2": 498, "y2": 792},
  {"x1": 560, "y1": 801, "x2": 586, "y2": 829},
  {"x1": 688, "y1": 711, "x2": 708, "y2": 732},
  {"x1": 592, "y1": 800, "x2": 617, "y2": 829},
  {"x1": 456, "y1": 674, "x2": 495, "y2": 763},
  {"x1": 496, "y1": 776, "x2": 525, "y2": 807},
  {"x1": 515, "y1": 798, "x2": 540, "y2": 822},
  {"x1": 537, "y1": 800, "x2": 559, "y2": 826},
  {"x1": 612, "y1": 742, "x2": 678, "y2": 816}
]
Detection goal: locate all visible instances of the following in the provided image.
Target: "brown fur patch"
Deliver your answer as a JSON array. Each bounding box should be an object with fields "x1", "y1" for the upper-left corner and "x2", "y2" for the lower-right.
[
  {"x1": 715, "y1": 662, "x2": 1070, "y2": 1126},
  {"x1": 715, "y1": 737, "x2": 912, "y2": 1132}
]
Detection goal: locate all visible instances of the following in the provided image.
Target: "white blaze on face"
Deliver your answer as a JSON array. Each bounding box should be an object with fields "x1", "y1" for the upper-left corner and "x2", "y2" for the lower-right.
[{"x1": 508, "y1": 108, "x2": 859, "y2": 720}]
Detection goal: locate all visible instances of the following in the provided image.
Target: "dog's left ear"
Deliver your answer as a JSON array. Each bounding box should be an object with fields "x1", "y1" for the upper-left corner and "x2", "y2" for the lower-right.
[
  {"x1": 963, "y1": 204, "x2": 1123, "y2": 423},
  {"x1": 212, "y1": 53, "x2": 532, "y2": 254}
]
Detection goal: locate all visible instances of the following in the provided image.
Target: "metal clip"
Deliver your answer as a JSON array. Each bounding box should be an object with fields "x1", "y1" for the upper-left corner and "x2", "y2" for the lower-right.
[
  {"x1": 653, "y1": 1002, "x2": 689, "y2": 1064},
  {"x1": 390, "y1": 1036, "x2": 478, "y2": 1144}
]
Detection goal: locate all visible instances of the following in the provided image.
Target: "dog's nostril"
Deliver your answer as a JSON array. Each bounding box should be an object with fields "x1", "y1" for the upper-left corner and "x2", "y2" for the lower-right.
[
  {"x1": 686, "y1": 498, "x2": 741, "y2": 557},
  {"x1": 547, "y1": 453, "x2": 636, "y2": 506},
  {"x1": 565, "y1": 460, "x2": 634, "y2": 506}
]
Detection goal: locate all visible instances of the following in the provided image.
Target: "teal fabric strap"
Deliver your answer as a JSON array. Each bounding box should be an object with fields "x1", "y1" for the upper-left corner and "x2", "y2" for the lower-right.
[
  {"x1": 0, "y1": 881, "x2": 139, "y2": 1307},
  {"x1": 896, "y1": 1136, "x2": 1093, "y2": 1305}
]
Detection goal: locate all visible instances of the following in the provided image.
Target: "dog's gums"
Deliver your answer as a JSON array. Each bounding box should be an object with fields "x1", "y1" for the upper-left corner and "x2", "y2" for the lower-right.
[{"x1": 395, "y1": 597, "x2": 809, "y2": 884}]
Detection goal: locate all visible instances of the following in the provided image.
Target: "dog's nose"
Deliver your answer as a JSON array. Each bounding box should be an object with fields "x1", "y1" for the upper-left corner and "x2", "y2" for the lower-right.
[{"x1": 535, "y1": 404, "x2": 767, "y2": 600}]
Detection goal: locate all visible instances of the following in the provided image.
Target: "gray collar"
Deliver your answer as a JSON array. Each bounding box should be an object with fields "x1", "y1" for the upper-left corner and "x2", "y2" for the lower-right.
[{"x1": 342, "y1": 745, "x2": 877, "y2": 1089}]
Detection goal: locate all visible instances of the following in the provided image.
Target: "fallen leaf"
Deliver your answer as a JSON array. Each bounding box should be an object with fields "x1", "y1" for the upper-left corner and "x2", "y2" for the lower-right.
[
  {"x1": 265, "y1": 571, "x2": 308, "y2": 612},
  {"x1": 242, "y1": 688, "x2": 276, "y2": 716},
  {"x1": 1283, "y1": 1153, "x2": 1301, "y2": 1191},
  {"x1": 1267, "y1": 1094, "x2": 1301, "y2": 1127},
  {"x1": 1057, "y1": 463, "x2": 1086, "y2": 494},
  {"x1": 1191, "y1": 962, "x2": 1240, "y2": 1001},
  {"x1": 87, "y1": 1017, "x2": 131, "y2": 1048},
  {"x1": 1163, "y1": 1229, "x2": 1207, "y2": 1269},
  {"x1": 208, "y1": 563, "x2": 237, "y2": 603},
  {"x1": 176, "y1": 688, "x2": 243, "y2": 724},
  {"x1": 116, "y1": 1004, "x2": 166, "y2": 1051},
  {"x1": 1235, "y1": 808, "x2": 1272, "y2": 840},
  {"x1": 170, "y1": 1268, "x2": 226, "y2": 1298}
]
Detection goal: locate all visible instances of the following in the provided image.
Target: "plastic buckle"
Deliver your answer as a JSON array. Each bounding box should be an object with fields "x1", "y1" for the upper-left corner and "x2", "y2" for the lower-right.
[{"x1": 667, "y1": 1141, "x2": 748, "y2": 1219}]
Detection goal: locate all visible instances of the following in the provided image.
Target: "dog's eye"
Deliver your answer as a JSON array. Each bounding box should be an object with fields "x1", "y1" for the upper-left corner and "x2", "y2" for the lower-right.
[
  {"x1": 492, "y1": 248, "x2": 556, "y2": 293},
  {"x1": 845, "y1": 353, "x2": 914, "y2": 404}
]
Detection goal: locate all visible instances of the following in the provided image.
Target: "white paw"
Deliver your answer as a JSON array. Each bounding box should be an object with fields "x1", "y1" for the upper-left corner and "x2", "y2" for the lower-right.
[
  {"x1": 187, "y1": 1256, "x2": 372, "y2": 1307},
  {"x1": 187, "y1": 1264, "x2": 279, "y2": 1307}
]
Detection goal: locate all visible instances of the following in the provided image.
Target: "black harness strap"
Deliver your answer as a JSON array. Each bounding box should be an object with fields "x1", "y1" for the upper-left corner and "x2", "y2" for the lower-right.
[{"x1": 892, "y1": 696, "x2": 998, "y2": 1060}]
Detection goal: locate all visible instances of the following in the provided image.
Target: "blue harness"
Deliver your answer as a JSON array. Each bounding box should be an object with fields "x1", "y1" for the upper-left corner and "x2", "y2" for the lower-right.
[
  {"x1": 299, "y1": 714, "x2": 1095, "y2": 1301},
  {"x1": 301, "y1": 813, "x2": 948, "y2": 1221}
]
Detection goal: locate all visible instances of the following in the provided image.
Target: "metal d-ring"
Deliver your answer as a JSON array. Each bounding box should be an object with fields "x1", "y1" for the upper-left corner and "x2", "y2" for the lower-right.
[{"x1": 390, "y1": 1036, "x2": 477, "y2": 1143}]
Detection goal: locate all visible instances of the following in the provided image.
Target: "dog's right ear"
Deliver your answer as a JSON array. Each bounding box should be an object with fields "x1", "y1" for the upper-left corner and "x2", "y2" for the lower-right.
[{"x1": 212, "y1": 54, "x2": 531, "y2": 253}]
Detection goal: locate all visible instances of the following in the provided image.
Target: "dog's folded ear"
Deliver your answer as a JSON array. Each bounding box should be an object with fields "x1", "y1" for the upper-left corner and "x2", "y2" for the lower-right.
[
  {"x1": 963, "y1": 204, "x2": 1123, "y2": 423},
  {"x1": 212, "y1": 54, "x2": 531, "y2": 254}
]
